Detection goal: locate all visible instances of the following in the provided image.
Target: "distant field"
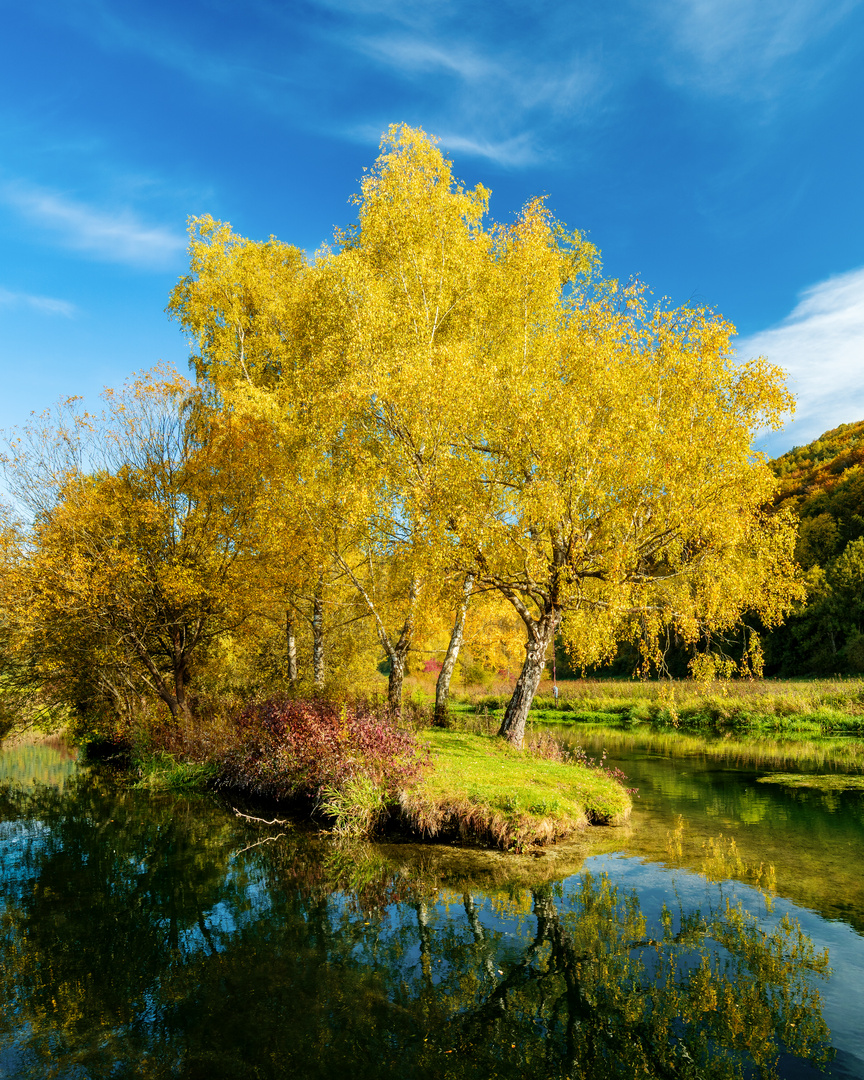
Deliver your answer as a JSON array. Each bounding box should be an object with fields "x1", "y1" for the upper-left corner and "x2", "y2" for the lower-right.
[{"x1": 402, "y1": 677, "x2": 864, "y2": 734}]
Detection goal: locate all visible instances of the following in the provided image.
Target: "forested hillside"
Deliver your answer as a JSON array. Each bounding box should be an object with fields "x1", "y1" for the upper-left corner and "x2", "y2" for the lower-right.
[{"x1": 762, "y1": 421, "x2": 864, "y2": 675}]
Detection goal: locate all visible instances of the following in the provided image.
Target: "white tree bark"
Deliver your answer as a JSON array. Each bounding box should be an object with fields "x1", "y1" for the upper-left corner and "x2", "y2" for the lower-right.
[
  {"x1": 434, "y1": 573, "x2": 473, "y2": 725},
  {"x1": 497, "y1": 609, "x2": 559, "y2": 747},
  {"x1": 312, "y1": 575, "x2": 325, "y2": 688},
  {"x1": 286, "y1": 608, "x2": 298, "y2": 682}
]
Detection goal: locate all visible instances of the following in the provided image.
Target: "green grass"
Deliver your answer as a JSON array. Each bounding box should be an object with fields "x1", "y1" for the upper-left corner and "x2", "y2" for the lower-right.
[
  {"x1": 528, "y1": 707, "x2": 862, "y2": 734},
  {"x1": 399, "y1": 730, "x2": 631, "y2": 851},
  {"x1": 129, "y1": 728, "x2": 633, "y2": 851},
  {"x1": 444, "y1": 678, "x2": 864, "y2": 734},
  {"x1": 132, "y1": 750, "x2": 219, "y2": 792}
]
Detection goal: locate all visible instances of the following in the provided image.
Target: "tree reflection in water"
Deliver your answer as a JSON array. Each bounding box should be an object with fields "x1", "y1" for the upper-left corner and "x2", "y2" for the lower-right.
[
  {"x1": 439, "y1": 878, "x2": 831, "y2": 1079},
  {"x1": 0, "y1": 769, "x2": 834, "y2": 1079}
]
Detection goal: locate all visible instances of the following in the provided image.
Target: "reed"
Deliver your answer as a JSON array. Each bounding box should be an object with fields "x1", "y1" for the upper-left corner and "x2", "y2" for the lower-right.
[{"x1": 446, "y1": 677, "x2": 864, "y2": 734}]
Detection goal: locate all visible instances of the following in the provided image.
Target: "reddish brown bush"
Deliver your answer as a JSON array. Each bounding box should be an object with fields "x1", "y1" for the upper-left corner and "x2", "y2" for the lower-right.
[{"x1": 219, "y1": 697, "x2": 429, "y2": 804}]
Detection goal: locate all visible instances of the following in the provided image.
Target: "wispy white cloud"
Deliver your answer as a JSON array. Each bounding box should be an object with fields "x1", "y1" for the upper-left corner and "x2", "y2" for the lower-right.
[
  {"x1": 0, "y1": 182, "x2": 185, "y2": 269},
  {"x1": 41, "y1": 0, "x2": 603, "y2": 169},
  {"x1": 739, "y1": 266, "x2": 864, "y2": 451},
  {"x1": 355, "y1": 36, "x2": 497, "y2": 82},
  {"x1": 0, "y1": 286, "x2": 77, "y2": 317},
  {"x1": 18, "y1": 0, "x2": 861, "y2": 179},
  {"x1": 653, "y1": 0, "x2": 862, "y2": 102},
  {"x1": 340, "y1": 0, "x2": 862, "y2": 156},
  {"x1": 344, "y1": 26, "x2": 603, "y2": 166},
  {"x1": 345, "y1": 122, "x2": 540, "y2": 167},
  {"x1": 434, "y1": 131, "x2": 540, "y2": 168}
]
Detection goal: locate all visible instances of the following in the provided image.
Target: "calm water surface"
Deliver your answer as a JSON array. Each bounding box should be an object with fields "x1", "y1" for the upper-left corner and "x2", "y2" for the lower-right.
[{"x1": 1, "y1": 731, "x2": 863, "y2": 1080}]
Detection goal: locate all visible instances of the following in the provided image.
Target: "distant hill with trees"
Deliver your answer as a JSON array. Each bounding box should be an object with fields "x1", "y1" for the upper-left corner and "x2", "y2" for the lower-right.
[
  {"x1": 564, "y1": 421, "x2": 864, "y2": 680},
  {"x1": 763, "y1": 421, "x2": 864, "y2": 675}
]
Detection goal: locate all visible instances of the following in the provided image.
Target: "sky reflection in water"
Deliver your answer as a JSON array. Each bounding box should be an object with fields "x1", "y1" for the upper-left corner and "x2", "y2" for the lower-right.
[{"x1": 0, "y1": 734, "x2": 862, "y2": 1079}]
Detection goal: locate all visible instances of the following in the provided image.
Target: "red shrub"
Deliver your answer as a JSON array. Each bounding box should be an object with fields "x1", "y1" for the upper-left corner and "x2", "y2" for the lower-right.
[{"x1": 220, "y1": 697, "x2": 429, "y2": 803}]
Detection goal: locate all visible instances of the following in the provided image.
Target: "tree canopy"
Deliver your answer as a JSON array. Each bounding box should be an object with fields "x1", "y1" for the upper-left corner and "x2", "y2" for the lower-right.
[{"x1": 1, "y1": 124, "x2": 802, "y2": 744}]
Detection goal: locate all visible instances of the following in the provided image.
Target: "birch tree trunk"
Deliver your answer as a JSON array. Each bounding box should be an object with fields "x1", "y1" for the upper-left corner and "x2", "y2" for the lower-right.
[
  {"x1": 463, "y1": 892, "x2": 497, "y2": 979},
  {"x1": 386, "y1": 599, "x2": 416, "y2": 714},
  {"x1": 387, "y1": 652, "x2": 405, "y2": 713},
  {"x1": 286, "y1": 609, "x2": 298, "y2": 682},
  {"x1": 415, "y1": 901, "x2": 433, "y2": 988},
  {"x1": 498, "y1": 609, "x2": 559, "y2": 747},
  {"x1": 434, "y1": 573, "x2": 473, "y2": 726},
  {"x1": 312, "y1": 575, "x2": 325, "y2": 689},
  {"x1": 336, "y1": 552, "x2": 419, "y2": 717}
]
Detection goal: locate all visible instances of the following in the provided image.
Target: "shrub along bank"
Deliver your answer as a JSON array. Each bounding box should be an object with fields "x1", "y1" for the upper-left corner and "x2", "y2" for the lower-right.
[{"x1": 122, "y1": 697, "x2": 632, "y2": 850}]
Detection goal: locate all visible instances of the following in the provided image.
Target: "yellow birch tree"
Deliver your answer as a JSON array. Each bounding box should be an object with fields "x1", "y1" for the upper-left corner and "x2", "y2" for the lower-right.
[
  {"x1": 169, "y1": 125, "x2": 802, "y2": 740},
  {"x1": 449, "y1": 197, "x2": 802, "y2": 744},
  {"x1": 3, "y1": 372, "x2": 271, "y2": 725}
]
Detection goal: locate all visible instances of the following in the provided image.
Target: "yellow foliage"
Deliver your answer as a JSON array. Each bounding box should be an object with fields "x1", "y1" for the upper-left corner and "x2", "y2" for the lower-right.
[
  {"x1": 2, "y1": 124, "x2": 804, "y2": 732},
  {"x1": 3, "y1": 373, "x2": 271, "y2": 724}
]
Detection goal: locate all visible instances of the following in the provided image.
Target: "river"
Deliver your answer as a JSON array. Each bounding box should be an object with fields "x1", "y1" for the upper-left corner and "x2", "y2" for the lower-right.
[{"x1": 1, "y1": 729, "x2": 862, "y2": 1079}]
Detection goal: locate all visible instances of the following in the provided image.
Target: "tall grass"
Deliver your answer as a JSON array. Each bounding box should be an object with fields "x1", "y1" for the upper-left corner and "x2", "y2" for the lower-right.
[{"x1": 447, "y1": 677, "x2": 864, "y2": 733}]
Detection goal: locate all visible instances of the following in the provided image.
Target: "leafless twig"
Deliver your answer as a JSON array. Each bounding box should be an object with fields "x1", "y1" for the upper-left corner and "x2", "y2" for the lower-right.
[
  {"x1": 231, "y1": 807, "x2": 290, "y2": 826},
  {"x1": 232, "y1": 833, "x2": 287, "y2": 857}
]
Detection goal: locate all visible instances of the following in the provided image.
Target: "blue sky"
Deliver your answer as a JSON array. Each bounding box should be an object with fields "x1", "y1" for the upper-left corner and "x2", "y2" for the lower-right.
[{"x1": 1, "y1": 0, "x2": 863, "y2": 456}]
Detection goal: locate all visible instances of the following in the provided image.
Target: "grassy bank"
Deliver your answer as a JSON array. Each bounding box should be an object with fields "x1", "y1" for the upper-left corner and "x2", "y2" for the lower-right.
[
  {"x1": 445, "y1": 677, "x2": 864, "y2": 734},
  {"x1": 118, "y1": 700, "x2": 632, "y2": 851},
  {"x1": 398, "y1": 730, "x2": 631, "y2": 851}
]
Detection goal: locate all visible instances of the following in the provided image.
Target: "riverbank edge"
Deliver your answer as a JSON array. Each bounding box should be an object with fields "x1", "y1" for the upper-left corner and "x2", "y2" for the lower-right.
[
  {"x1": 131, "y1": 727, "x2": 632, "y2": 851},
  {"x1": 396, "y1": 730, "x2": 631, "y2": 850},
  {"x1": 458, "y1": 702, "x2": 864, "y2": 735}
]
